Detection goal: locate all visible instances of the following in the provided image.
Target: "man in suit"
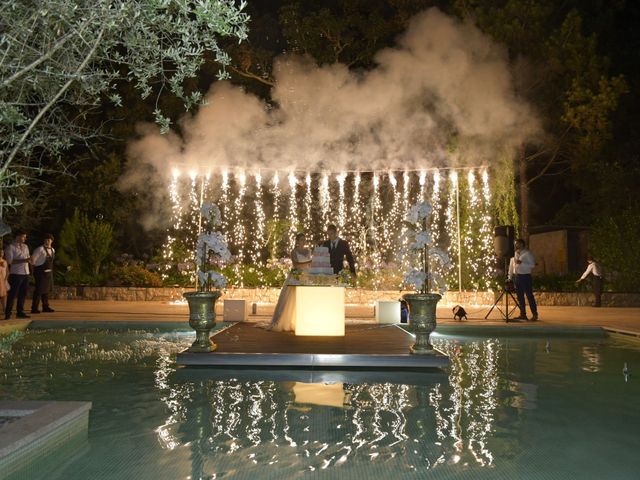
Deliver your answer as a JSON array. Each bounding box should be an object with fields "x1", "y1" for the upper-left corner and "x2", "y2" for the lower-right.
[{"x1": 322, "y1": 224, "x2": 357, "y2": 276}]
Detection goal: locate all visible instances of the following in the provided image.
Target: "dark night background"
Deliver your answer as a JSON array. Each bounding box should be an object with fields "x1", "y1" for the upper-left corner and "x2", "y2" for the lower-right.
[{"x1": 5, "y1": 0, "x2": 639, "y2": 285}]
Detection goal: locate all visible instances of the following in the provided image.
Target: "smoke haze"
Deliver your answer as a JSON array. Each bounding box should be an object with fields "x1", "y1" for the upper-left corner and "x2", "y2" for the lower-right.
[{"x1": 123, "y1": 8, "x2": 541, "y2": 227}]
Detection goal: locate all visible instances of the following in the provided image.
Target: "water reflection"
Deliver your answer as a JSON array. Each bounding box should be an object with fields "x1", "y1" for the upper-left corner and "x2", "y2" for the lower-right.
[
  {"x1": 0, "y1": 330, "x2": 537, "y2": 477},
  {"x1": 154, "y1": 337, "x2": 510, "y2": 476},
  {"x1": 431, "y1": 338, "x2": 500, "y2": 467},
  {"x1": 581, "y1": 345, "x2": 602, "y2": 373}
]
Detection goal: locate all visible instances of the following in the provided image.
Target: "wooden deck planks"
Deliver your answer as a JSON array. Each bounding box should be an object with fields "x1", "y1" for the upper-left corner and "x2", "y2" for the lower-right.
[{"x1": 211, "y1": 322, "x2": 413, "y2": 355}]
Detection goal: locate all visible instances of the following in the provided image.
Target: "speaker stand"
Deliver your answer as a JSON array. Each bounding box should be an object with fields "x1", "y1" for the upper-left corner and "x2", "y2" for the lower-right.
[{"x1": 485, "y1": 287, "x2": 520, "y2": 322}]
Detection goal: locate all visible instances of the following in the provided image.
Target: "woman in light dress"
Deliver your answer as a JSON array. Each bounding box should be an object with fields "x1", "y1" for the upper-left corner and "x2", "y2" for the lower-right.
[
  {"x1": 270, "y1": 233, "x2": 312, "y2": 332},
  {"x1": 0, "y1": 249, "x2": 8, "y2": 312}
]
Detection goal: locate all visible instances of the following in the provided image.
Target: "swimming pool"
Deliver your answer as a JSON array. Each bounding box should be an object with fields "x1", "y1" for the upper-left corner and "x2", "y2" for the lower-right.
[{"x1": 1, "y1": 326, "x2": 639, "y2": 479}]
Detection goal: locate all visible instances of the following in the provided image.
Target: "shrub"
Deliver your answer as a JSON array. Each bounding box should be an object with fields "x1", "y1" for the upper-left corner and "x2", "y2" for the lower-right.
[
  {"x1": 59, "y1": 209, "x2": 113, "y2": 277},
  {"x1": 107, "y1": 265, "x2": 163, "y2": 287}
]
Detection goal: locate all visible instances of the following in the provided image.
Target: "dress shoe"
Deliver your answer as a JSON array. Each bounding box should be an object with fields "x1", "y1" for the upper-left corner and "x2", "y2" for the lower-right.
[
  {"x1": 513, "y1": 314, "x2": 528, "y2": 321},
  {"x1": 31, "y1": 309, "x2": 41, "y2": 314},
  {"x1": 529, "y1": 313, "x2": 539, "y2": 321},
  {"x1": 42, "y1": 307, "x2": 55, "y2": 313},
  {"x1": 16, "y1": 312, "x2": 31, "y2": 319}
]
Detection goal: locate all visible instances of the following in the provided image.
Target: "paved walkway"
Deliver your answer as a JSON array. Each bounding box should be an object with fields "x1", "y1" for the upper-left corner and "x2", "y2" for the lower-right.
[{"x1": 1, "y1": 300, "x2": 639, "y2": 336}]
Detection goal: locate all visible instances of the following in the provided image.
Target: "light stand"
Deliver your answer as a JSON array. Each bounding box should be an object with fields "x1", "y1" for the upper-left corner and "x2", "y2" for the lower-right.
[{"x1": 485, "y1": 257, "x2": 521, "y2": 322}]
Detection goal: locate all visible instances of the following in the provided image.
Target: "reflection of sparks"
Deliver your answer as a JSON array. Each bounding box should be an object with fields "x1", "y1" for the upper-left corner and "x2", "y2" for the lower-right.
[
  {"x1": 432, "y1": 337, "x2": 499, "y2": 467},
  {"x1": 581, "y1": 346, "x2": 602, "y2": 372},
  {"x1": 151, "y1": 337, "x2": 507, "y2": 476}
]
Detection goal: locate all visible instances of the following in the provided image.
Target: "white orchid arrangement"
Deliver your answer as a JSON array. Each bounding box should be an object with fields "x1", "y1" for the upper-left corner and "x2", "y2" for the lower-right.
[
  {"x1": 403, "y1": 201, "x2": 452, "y2": 295},
  {"x1": 196, "y1": 202, "x2": 231, "y2": 291}
]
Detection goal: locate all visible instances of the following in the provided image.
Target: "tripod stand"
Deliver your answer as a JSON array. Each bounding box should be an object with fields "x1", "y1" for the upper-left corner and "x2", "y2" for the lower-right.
[{"x1": 485, "y1": 258, "x2": 521, "y2": 322}]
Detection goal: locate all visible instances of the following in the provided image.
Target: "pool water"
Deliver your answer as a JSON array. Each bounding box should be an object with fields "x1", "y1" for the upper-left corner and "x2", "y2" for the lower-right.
[{"x1": 1, "y1": 327, "x2": 639, "y2": 479}]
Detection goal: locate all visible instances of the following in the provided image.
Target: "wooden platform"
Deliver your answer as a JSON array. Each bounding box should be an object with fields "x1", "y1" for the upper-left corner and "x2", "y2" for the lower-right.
[{"x1": 176, "y1": 322, "x2": 449, "y2": 369}]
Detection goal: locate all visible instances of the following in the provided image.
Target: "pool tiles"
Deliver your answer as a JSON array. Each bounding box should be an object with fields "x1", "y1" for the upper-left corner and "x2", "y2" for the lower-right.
[{"x1": 0, "y1": 401, "x2": 91, "y2": 479}]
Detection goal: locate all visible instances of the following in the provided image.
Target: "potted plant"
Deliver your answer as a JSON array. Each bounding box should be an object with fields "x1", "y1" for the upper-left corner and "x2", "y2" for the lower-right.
[
  {"x1": 403, "y1": 202, "x2": 451, "y2": 354},
  {"x1": 184, "y1": 202, "x2": 231, "y2": 353}
]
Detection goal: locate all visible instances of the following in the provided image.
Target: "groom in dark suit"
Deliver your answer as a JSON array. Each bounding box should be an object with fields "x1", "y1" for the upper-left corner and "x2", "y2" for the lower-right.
[{"x1": 322, "y1": 224, "x2": 357, "y2": 276}]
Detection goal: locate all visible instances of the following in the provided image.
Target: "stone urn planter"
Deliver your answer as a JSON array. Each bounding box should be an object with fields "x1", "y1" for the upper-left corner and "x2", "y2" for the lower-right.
[
  {"x1": 402, "y1": 292, "x2": 441, "y2": 354},
  {"x1": 184, "y1": 290, "x2": 222, "y2": 353}
]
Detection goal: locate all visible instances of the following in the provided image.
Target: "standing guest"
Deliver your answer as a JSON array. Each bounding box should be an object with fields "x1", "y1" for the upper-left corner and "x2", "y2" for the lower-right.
[
  {"x1": 508, "y1": 238, "x2": 538, "y2": 321},
  {"x1": 576, "y1": 255, "x2": 603, "y2": 307},
  {"x1": 31, "y1": 233, "x2": 56, "y2": 313},
  {"x1": 321, "y1": 224, "x2": 357, "y2": 277},
  {"x1": 0, "y1": 249, "x2": 8, "y2": 313},
  {"x1": 4, "y1": 231, "x2": 31, "y2": 319}
]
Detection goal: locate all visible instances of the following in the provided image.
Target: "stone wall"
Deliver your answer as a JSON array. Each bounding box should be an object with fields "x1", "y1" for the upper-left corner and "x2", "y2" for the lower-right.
[{"x1": 50, "y1": 286, "x2": 640, "y2": 307}]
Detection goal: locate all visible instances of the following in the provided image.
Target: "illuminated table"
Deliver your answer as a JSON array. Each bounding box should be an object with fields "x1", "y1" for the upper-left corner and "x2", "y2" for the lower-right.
[{"x1": 292, "y1": 286, "x2": 345, "y2": 336}]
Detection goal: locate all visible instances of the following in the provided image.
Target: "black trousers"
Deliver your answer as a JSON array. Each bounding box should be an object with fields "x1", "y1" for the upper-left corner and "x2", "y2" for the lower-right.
[
  {"x1": 5, "y1": 274, "x2": 29, "y2": 316},
  {"x1": 514, "y1": 273, "x2": 538, "y2": 316},
  {"x1": 31, "y1": 270, "x2": 52, "y2": 310},
  {"x1": 593, "y1": 276, "x2": 603, "y2": 307}
]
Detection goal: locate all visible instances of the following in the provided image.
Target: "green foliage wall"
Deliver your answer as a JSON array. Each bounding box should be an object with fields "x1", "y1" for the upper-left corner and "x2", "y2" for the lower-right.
[{"x1": 590, "y1": 207, "x2": 640, "y2": 292}]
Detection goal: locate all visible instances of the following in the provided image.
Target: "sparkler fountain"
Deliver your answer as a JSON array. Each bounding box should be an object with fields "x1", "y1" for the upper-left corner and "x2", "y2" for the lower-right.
[{"x1": 161, "y1": 167, "x2": 494, "y2": 293}]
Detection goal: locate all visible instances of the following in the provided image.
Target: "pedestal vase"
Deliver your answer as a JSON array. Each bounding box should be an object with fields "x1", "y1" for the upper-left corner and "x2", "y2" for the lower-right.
[
  {"x1": 402, "y1": 293, "x2": 441, "y2": 354},
  {"x1": 184, "y1": 290, "x2": 221, "y2": 352}
]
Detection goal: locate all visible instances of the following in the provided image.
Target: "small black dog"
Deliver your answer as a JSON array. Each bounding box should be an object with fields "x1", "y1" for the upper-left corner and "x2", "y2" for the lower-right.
[{"x1": 452, "y1": 305, "x2": 468, "y2": 321}]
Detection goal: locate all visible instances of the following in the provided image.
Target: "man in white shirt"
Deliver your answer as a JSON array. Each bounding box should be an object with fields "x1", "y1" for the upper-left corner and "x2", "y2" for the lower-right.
[
  {"x1": 508, "y1": 238, "x2": 538, "y2": 321},
  {"x1": 576, "y1": 256, "x2": 603, "y2": 307},
  {"x1": 31, "y1": 233, "x2": 56, "y2": 313},
  {"x1": 4, "y1": 231, "x2": 32, "y2": 319}
]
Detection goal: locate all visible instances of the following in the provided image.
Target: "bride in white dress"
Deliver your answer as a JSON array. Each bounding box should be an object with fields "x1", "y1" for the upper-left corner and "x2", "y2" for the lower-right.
[{"x1": 270, "y1": 233, "x2": 312, "y2": 331}]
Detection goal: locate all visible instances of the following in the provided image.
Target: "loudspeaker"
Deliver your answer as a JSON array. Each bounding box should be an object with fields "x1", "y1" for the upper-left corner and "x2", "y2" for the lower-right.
[{"x1": 494, "y1": 225, "x2": 515, "y2": 258}]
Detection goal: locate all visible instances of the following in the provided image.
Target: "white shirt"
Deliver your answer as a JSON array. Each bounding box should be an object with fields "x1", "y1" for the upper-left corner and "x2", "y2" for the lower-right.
[
  {"x1": 508, "y1": 249, "x2": 536, "y2": 277},
  {"x1": 5, "y1": 242, "x2": 30, "y2": 275},
  {"x1": 31, "y1": 245, "x2": 56, "y2": 268},
  {"x1": 579, "y1": 261, "x2": 602, "y2": 280}
]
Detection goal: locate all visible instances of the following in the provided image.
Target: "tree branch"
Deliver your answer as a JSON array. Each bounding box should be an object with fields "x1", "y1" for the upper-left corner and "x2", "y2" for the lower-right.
[
  {"x1": 526, "y1": 126, "x2": 572, "y2": 185},
  {"x1": 1, "y1": 28, "x2": 106, "y2": 177},
  {"x1": 1, "y1": 15, "x2": 95, "y2": 89},
  {"x1": 227, "y1": 64, "x2": 275, "y2": 87}
]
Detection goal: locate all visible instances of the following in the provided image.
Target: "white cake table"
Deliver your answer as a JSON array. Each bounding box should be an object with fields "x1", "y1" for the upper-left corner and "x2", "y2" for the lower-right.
[{"x1": 291, "y1": 285, "x2": 345, "y2": 336}]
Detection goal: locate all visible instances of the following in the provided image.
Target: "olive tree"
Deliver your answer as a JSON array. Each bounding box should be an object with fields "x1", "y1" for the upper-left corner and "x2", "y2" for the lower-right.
[{"x1": 0, "y1": 0, "x2": 249, "y2": 213}]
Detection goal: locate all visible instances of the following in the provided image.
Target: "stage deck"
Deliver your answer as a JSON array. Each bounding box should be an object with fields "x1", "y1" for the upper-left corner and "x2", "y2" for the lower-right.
[{"x1": 176, "y1": 322, "x2": 449, "y2": 369}]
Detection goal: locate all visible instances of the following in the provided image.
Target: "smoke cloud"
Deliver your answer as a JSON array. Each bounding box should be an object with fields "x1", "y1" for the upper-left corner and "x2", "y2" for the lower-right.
[{"x1": 123, "y1": 8, "x2": 541, "y2": 228}]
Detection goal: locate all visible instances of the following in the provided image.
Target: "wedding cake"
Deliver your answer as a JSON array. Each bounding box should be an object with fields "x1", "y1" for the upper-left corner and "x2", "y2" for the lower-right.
[{"x1": 309, "y1": 246, "x2": 334, "y2": 275}]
